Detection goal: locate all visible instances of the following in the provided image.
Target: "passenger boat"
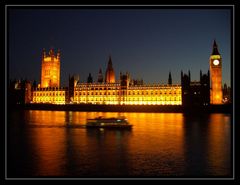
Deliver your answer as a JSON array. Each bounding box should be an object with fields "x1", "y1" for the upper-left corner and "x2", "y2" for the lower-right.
[{"x1": 86, "y1": 116, "x2": 132, "y2": 129}]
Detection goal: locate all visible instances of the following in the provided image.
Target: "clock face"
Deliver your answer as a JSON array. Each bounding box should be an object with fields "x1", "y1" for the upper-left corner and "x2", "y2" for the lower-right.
[{"x1": 213, "y1": 59, "x2": 219, "y2": 66}]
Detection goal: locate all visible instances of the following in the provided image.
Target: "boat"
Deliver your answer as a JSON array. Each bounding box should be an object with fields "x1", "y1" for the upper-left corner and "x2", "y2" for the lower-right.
[{"x1": 86, "y1": 116, "x2": 132, "y2": 129}]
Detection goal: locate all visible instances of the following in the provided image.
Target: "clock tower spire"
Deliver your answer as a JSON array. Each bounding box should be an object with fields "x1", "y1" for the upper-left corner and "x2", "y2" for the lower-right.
[
  {"x1": 212, "y1": 39, "x2": 220, "y2": 55},
  {"x1": 209, "y1": 40, "x2": 222, "y2": 104}
]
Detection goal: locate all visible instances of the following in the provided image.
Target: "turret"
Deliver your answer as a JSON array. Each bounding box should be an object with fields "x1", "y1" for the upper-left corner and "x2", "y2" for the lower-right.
[
  {"x1": 97, "y1": 68, "x2": 103, "y2": 83},
  {"x1": 168, "y1": 71, "x2": 172, "y2": 85},
  {"x1": 105, "y1": 55, "x2": 115, "y2": 83},
  {"x1": 57, "y1": 49, "x2": 60, "y2": 59},
  {"x1": 42, "y1": 48, "x2": 46, "y2": 58},
  {"x1": 49, "y1": 48, "x2": 54, "y2": 59},
  {"x1": 87, "y1": 73, "x2": 93, "y2": 83}
]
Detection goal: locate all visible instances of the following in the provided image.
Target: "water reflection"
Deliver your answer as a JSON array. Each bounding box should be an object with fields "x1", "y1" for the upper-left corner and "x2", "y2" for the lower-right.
[
  {"x1": 7, "y1": 110, "x2": 232, "y2": 177},
  {"x1": 182, "y1": 113, "x2": 232, "y2": 177},
  {"x1": 85, "y1": 129, "x2": 132, "y2": 176},
  {"x1": 28, "y1": 110, "x2": 67, "y2": 126},
  {"x1": 207, "y1": 114, "x2": 231, "y2": 176},
  {"x1": 31, "y1": 128, "x2": 67, "y2": 176},
  {"x1": 126, "y1": 113, "x2": 185, "y2": 176}
]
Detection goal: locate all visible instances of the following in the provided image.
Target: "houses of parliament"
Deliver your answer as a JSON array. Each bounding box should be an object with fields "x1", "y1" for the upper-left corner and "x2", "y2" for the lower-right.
[{"x1": 9, "y1": 40, "x2": 230, "y2": 106}]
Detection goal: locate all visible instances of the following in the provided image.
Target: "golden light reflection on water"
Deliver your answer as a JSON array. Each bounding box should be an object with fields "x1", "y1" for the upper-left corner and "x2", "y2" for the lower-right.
[
  {"x1": 29, "y1": 110, "x2": 67, "y2": 125},
  {"x1": 126, "y1": 113, "x2": 185, "y2": 175},
  {"x1": 22, "y1": 111, "x2": 231, "y2": 177},
  {"x1": 30, "y1": 128, "x2": 67, "y2": 176},
  {"x1": 207, "y1": 114, "x2": 231, "y2": 176}
]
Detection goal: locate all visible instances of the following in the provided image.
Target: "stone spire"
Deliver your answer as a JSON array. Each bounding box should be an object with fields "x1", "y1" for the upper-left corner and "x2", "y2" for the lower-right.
[
  {"x1": 168, "y1": 71, "x2": 172, "y2": 85},
  {"x1": 105, "y1": 55, "x2": 115, "y2": 83},
  {"x1": 87, "y1": 73, "x2": 93, "y2": 83},
  {"x1": 97, "y1": 68, "x2": 103, "y2": 83},
  {"x1": 212, "y1": 39, "x2": 220, "y2": 55},
  {"x1": 107, "y1": 55, "x2": 113, "y2": 70}
]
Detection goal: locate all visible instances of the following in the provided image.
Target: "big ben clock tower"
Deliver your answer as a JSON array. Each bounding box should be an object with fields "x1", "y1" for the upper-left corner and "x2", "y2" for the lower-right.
[{"x1": 210, "y1": 40, "x2": 223, "y2": 104}]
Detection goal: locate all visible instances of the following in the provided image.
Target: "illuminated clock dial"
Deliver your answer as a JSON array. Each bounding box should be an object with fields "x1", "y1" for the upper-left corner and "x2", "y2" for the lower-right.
[{"x1": 213, "y1": 59, "x2": 219, "y2": 66}]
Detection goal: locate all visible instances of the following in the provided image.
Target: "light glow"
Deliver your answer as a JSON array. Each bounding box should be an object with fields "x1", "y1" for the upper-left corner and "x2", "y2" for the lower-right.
[
  {"x1": 210, "y1": 54, "x2": 223, "y2": 104},
  {"x1": 213, "y1": 60, "x2": 219, "y2": 66}
]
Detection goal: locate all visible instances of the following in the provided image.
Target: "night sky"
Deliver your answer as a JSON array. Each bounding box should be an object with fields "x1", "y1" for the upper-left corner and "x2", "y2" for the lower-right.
[{"x1": 8, "y1": 7, "x2": 231, "y2": 87}]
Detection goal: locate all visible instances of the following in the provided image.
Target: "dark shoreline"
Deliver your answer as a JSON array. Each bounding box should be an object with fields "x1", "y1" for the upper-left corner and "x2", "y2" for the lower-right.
[{"x1": 8, "y1": 103, "x2": 233, "y2": 113}]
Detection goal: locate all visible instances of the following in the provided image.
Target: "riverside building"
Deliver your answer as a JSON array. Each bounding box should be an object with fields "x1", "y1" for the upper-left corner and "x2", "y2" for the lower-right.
[
  {"x1": 70, "y1": 56, "x2": 182, "y2": 105},
  {"x1": 30, "y1": 40, "x2": 224, "y2": 106}
]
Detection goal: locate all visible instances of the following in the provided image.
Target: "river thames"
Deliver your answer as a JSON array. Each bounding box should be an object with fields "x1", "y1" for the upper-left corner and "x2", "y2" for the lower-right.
[{"x1": 7, "y1": 110, "x2": 232, "y2": 178}]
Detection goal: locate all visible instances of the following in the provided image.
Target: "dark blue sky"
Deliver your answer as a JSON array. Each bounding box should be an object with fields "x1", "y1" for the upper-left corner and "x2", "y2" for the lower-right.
[{"x1": 9, "y1": 8, "x2": 231, "y2": 87}]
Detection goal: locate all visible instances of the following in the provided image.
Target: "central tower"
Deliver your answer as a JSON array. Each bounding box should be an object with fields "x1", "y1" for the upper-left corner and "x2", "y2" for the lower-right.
[
  {"x1": 41, "y1": 48, "x2": 60, "y2": 88},
  {"x1": 209, "y1": 40, "x2": 222, "y2": 104},
  {"x1": 105, "y1": 56, "x2": 115, "y2": 83}
]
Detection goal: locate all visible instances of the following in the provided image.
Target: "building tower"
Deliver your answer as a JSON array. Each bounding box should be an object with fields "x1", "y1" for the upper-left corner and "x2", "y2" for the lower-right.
[
  {"x1": 105, "y1": 56, "x2": 115, "y2": 83},
  {"x1": 87, "y1": 73, "x2": 93, "y2": 83},
  {"x1": 168, "y1": 71, "x2": 172, "y2": 85},
  {"x1": 209, "y1": 40, "x2": 222, "y2": 104},
  {"x1": 120, "y1": 72, "x2": 130, "y2": 104},
  {"x1": 200, "y1": 70, "x2": 210, "y2": 105},
  {"x1": 97, "y1": 68, "x2": 103, "y2": 83},
  {"x1": 41, "y1": 48, "x2": 60, "y2": 88},
  {"x1": 69, "y1": 74, "x2": 79, "y2": 103},
  {"x1": 181, "y1": 70, "x2": 191, "y2": 106}
]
